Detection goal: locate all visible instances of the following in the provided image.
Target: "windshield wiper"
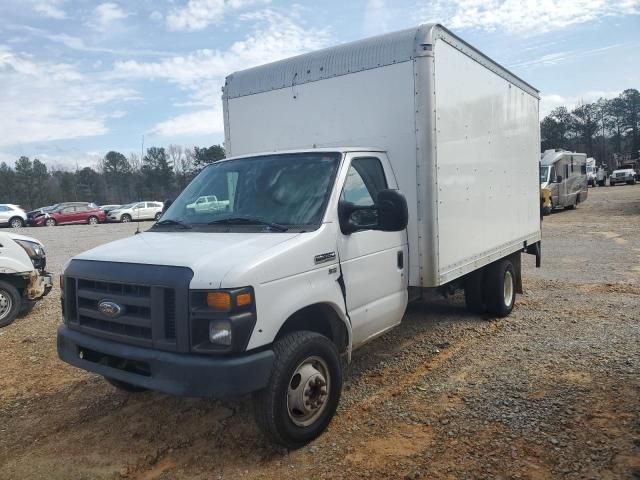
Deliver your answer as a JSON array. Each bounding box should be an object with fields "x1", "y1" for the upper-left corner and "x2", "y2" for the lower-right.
[
  {"x1": 207, "y1": 216, "x2": 288, "y2": 232},
  {"x1": 154, "y1": 219, "x2": 192, "y2": 229}
]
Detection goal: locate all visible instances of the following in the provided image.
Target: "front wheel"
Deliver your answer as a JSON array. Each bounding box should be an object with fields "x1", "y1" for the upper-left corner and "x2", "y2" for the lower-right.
[
  {"x1": 88, "y1": 216, "x2": 99, "y2": 225},
  {"x1": 253, "y1": 331, "x2": 342, "y2": 449},
  {"x1": 0, "y1": 281, "x2": 21, "y2": 328},
  {"x1": 484, "y1": 259, "x2": 516, "y2": 318},
  {"x1": 9, "y1": 217, "x2": 23, "y2": 228},
  {"x1": 45, "y1": 218, "x2": 56, "y2": 227},
  {"x1": 121, "y1": 214, "x2": 132, "y2": 223},
  {"x1": 154, "y1": 212, "x2": 162, "y2": 221}
]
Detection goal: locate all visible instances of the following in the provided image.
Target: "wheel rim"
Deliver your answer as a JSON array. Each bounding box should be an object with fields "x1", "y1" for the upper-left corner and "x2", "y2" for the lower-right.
[
  {"x1": 286, "y1": 356, "x2": 330, "y2": 427},
  {"x1": 45, "y1": 219, "x2": 55, "y2": 226},
  {"x1": 503, "y1": 270, "x2": 514, "y2": 308},
  {"x1": 89, "y1": 217, "x2": 97, "y2": 224},
  {"x1": 10, "y1": 219, "x2": 21, "y2": 228},
  {"x1": 0, "y1": 290, "x2": 12, "y2": 321},
  {"x1": 122, "y1": 216, "x2": 130, "y2": 223}
]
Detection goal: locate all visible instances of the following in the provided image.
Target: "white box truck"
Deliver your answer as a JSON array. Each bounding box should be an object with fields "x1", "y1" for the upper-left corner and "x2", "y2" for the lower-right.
[{"x1": 57, "y1": 24, "x2": 541, "y2": 448}]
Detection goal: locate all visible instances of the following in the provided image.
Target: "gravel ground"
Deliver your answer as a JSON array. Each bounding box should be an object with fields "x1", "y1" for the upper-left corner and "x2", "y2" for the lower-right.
[{"x1": 0, "y1": 186, "x2": 638, "y2": 479}]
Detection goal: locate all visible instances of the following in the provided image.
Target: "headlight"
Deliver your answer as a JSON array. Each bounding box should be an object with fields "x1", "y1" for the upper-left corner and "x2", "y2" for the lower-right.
[
  {"x1": 14, "y1": 239, "x2": 45, "y2": 259},
  {"x1": 209, "y1": 320, "x2": 232, "y2": 345}
]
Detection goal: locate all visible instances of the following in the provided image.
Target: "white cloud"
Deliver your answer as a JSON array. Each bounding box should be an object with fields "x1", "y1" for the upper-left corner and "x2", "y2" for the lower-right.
[
  {"x1": 509, "y1": 43, "x2": 626, "y2": 69},
  {"x1": 115, "y1": 9, "x2": 330, "y2": 137},
  {"x1": 422, "y1": 0, "x2": 640, "y2": 33},
  {"x1": 0, "y1": 45, "x2": 137, "y2": 147},
  {"x1": 166, "y1": 0, "x2": 271, "y2": 31},
  {"x1": 150, "y1": 109, "x2": 223, "y2": 137},
  {"x1": 32, "y1": 0, "x2": 67, "y2": 19},
  {"x1": 540, "y1": 90, "x2": 621, "y2": 117},
  {"x1": 89, "y1": 2, "x2": 129, "y2": 31}
]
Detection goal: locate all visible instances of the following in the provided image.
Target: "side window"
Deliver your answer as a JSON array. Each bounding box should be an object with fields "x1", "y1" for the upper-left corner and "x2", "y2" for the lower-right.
[
  {"x1": 0, "y1": 206, "x2": 7, "y2": 212},
  {"x1": 63, "y1": 207, "x2": 75, "y2": 213},
  {"x1": 550, "y1": 165, "x2": 556, "y2": 181},
  {"x1": 341, "y1": 157, "x2": 388, "y2": 227},
  {"x1": 134, "y1": 203, "x2": 143, "y2": 209},
  {"x1": 564, "y1": 164, "x2": 569, "y2": 179},
  {"x1": 341, "y1": 157, "x2": 388, "y2": 206}
]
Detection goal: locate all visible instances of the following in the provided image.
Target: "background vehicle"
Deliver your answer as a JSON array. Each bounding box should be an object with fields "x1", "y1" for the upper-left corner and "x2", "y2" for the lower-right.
[
  {"x1": 0, "y1": 231, "x2": 52, "y2": 327},
  {"x1": 58, "y1": 24, "x2": 541, "y2": 448},
  {"x1": 186, "y1": 195, "x2": 229, "y2": 213},
  {"x1": 0, "y1": 204, "x2": 27, "y2": 228},
  {"x1": 609, "y1": 168, "x2": 636, "y2": 185},
  {"x1": 107, "y1": 201, "x2": 163, "y2": 222},
  {"x1": 540, "y1": 149, "x2": 588, "y2": 210},
  {"x1": 586, "y1": 157, "x2": 596, "y2": 186},
  {"x1": 31, "y1": 203, "x2": 105, "y2": 226},
  {"x1": 99, "y1": 204, "x2": 121, "y2": 215}
]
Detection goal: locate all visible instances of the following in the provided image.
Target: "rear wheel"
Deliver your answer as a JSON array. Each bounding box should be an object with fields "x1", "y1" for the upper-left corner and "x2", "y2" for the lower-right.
[
  {"x1": 9, "y1": 217, "x2": 23, "y2": 228},
  {"x1": 484, "y1": 259, "x2": 516, "y2": 318},
  {"x1": 45, "y1": 218, "x2": 56, "y2": 227},
  {"x1": 121, "y1": 214, "x2": 132, "y2": 223},
  {"x1": 88, "y1": 216, "x2": 99, "y2": 225},
  {"x1": 0, "y1": 281, "x2": 21, "y2": 328},
  {"x1": 104, "y1": 377, "x2": 147, "y2": 393},
  {"x1": 154, "y1": 212, "x2": 162, "y2": 221},
  {"x1": 253, "y1": 331, "x2": 342, "y2": 449}
]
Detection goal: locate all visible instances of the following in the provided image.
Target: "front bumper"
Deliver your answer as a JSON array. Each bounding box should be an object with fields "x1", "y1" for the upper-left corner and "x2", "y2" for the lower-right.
[{"x1": 57, "y1": 325, "x2": 274, "y2": 398}]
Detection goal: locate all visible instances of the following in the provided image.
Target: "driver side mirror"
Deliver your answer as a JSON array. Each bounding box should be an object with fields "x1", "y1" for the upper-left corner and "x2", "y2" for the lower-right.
[
  {"x1": 555, "y1": 175, "x2": 563, "y2": 183},
  {"x1": 339, "y1": 189, "x2": 408, "y2": 235}
]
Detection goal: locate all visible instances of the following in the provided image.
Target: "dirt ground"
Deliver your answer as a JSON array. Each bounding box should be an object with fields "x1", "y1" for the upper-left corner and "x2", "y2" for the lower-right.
[{"x1": 1, "y1": 185, "x2": 638, "y2": 480}]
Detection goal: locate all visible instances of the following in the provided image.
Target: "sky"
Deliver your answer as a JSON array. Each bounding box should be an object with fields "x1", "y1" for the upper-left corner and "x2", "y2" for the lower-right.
[{"x1": 0, "y1": 0, "x2": 638, "y2": 169}]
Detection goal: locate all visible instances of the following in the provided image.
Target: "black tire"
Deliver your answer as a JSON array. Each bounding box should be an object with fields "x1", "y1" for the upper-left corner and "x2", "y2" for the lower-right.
[
  {"x1": 87, "y1": 216, "x2": 99, "y2": 225},
  {"x1": 464, "y1": 270, "x2": 486, "y2": 314},
  {"x1": 45, "y1": 218, "x2": 57, "y2": 227},
  {"x1": 484, "y1": 259, "x2": 516, "y2": 318},
  {"x1": 154, "y1": 212, "x2": 162, "y2": 221},
  {"x1": 121, "y1": 214, "x2": 132, "y2": 223},
  {"x1": 104, "y1": 376, "x2": 147, "y2": 393},
  {"x1": 9, "y1": 217, "x2": 23, "y2": 228},
  {"x1": 253, "y1": 331, "x2": 342, "y2": 449},
  {"x1": 0, "y1": 281, "x2": 21, "y2": 328},
  {"x1": 18, "y1": 301, "x2": 36, "y2": 318}
]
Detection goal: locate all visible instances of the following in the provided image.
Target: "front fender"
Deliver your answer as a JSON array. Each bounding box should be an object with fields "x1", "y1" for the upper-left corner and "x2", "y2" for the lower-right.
[{"x1": 247, "y1": 264, "x2": 351, "y2": 357}]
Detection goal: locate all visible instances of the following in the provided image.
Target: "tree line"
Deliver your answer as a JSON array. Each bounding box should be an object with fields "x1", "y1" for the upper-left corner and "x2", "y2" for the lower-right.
[
  {"x1": 541, "y1": 88, "x2": 640, "y2": 169},
  {"x1": 0, "y1": 145, "x2": 225, "y2": 211}
]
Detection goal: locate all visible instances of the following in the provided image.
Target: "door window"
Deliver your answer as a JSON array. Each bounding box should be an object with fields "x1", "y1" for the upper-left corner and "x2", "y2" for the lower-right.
[
  {"x1": 341, "y1": 157, "x2": 388, "y2": 228},
  {"x1": 0, "y1": 206, "x2": 7, "y2": 212}
]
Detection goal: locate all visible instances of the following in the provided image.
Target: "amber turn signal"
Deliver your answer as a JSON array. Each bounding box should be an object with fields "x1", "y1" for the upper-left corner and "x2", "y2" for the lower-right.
[
  {"x1": 236, "y1": 292, "x2": 252, "y2": 307},
  {"x1": 207, "y1": 292, "x2": 231, "y2": 311}
]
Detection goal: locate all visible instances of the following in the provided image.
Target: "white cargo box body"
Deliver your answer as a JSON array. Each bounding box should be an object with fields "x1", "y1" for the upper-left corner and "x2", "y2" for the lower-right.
[{"x1": 223, "y1": 24, "x2": 541, "y2": 288}]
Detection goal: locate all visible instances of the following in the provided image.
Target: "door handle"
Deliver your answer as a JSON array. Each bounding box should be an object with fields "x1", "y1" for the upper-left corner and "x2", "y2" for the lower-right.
[{"x1": 397, "y1": 251, "x2": 404, "y2": 269}]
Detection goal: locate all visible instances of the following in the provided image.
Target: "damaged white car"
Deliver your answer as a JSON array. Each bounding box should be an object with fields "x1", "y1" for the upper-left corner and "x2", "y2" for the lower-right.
[{"x1": 0, "y1": 232, "x2": 52, "y2": 327}]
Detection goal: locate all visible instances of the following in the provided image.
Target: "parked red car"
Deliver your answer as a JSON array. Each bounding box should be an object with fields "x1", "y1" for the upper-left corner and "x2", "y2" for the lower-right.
[{"x1": 31, "y1": 204, "x2": 106, "y2": 226}]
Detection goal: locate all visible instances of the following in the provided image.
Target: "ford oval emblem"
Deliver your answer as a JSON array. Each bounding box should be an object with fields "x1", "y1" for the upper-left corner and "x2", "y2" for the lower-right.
[{"x1": 98, "y1": 300, "x2": 123, "y2": 318}]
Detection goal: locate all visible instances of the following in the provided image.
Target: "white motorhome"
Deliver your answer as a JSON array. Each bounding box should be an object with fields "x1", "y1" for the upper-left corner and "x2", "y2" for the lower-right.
[
  {"x1": 540, "y1": 149, "x2": 588, "y2": 210},
  {"x1": 58, "y1": 24, "x2": 541, "y2": 447}
]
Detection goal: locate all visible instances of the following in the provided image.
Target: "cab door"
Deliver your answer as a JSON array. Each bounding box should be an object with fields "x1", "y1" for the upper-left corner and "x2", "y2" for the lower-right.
[{"x1": 336, "y1": 154, "x2": 408, "y2": 348}]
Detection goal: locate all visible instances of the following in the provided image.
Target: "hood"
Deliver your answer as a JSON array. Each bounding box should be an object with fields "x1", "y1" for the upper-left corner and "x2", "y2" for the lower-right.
[
  {"x1": 3, "y1": 231, "x2": 43, "y2": 245},
  {"x1": 73, "y1": 230, "x2": 301, "y2": 288}
]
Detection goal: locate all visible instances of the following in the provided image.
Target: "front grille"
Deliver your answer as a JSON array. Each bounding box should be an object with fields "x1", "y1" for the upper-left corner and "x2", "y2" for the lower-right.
[{"x1": 63, "y1": 260, "x2": 193, "y2": 352}]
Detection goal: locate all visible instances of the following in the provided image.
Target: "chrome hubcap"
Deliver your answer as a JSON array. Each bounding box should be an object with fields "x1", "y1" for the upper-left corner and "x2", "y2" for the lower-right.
[
  {"x1": 89, "y1": 218, "x2": 97, "y2": 224},
  {"x1": 0, "y1": 290, "x2": 12, "y2": 320},
  {"x1": 287, "y1": 356, "x2": 330, "y2": 427},
  {"x1": 46, "y1": 219, "x2": 55, "y2": 226},
  {"x1": 503, "y1": 270, "x2": 514, "y2": 307},
  {"x1": 10, "y1": 219, "x2": 21, "y2": 228}
]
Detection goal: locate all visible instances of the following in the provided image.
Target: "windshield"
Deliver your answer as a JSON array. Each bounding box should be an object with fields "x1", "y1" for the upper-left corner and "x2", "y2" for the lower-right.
[
  {"x1": 160, "y1": 152, "x2": 341, "y2": 230},
  {"x1": 540, "y1": 166, "x2": 550, "y2": 183}
]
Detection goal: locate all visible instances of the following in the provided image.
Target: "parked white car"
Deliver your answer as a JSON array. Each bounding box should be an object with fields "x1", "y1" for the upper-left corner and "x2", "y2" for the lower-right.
[
  {"x1": 0, "y1": 204, "x2": 27, "y2": 228},
  {"x1": 0, "y1": 231, "x2": 52, "y2": 327},
  {"x1": 107, "y1": 201, "x2": 163, "y2": 223},
  {"x1": 186, "y1": 195, "x2": 230, "y2": 213},
  {"x1": 609, "y1": 168, "x2": 636, "y2": 186}
]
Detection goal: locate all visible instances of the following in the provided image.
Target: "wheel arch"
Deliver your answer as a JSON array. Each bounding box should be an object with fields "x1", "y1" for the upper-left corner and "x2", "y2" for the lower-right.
[{"x1": 274, "y1": 303, "x2": 351, "y2": 358}]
